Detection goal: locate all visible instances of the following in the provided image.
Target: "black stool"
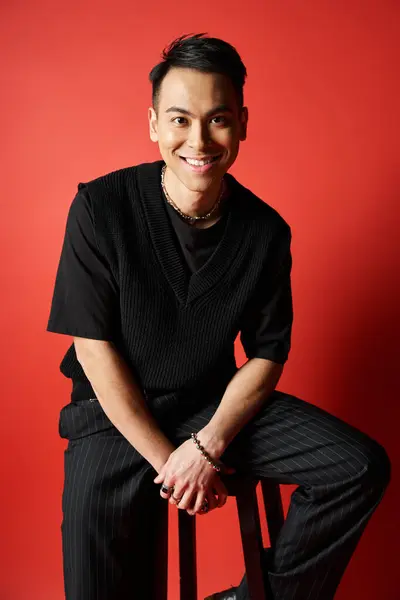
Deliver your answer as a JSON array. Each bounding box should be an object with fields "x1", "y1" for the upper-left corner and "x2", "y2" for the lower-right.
[{"x1": 155, "y1": 475, "x2": 285, "y2": 600}]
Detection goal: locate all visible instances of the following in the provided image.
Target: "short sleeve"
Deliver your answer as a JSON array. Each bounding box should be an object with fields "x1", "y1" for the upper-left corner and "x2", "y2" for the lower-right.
[
  {"x1": 46, "y1": 187, "x2": 119, "y2": 340},
  {"x1": 240, "y1": 223, "x2": 293, "y2": 365}
]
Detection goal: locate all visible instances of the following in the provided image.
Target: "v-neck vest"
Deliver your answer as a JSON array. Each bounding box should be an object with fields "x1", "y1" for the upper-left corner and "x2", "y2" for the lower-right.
[{"x1": 59, "y1": 160, "x2": 289, "y2": 401}]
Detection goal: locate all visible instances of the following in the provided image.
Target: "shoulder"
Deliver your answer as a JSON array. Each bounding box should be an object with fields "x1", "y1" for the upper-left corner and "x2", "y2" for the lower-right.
[
  {"x1": 76, "y1": 159, "x2": 161, "y2": 199},
  {"x1": 76, "y1": 163, "x2": 137, "y2": 197},
  {"x1": 227, "y1": 173, "x2": 291, "y2": 238},
  {"x1": 66, "y1": 185, "x2": 92, "y2": 226},
  {"x1": 72, "y1": 160, "x2": 162, "y2": 232}
]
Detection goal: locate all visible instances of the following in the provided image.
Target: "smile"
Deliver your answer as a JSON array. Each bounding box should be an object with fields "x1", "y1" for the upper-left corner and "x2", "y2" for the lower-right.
[{"x1": 181, "y1": 155, "x2": 222, "y2": 167}]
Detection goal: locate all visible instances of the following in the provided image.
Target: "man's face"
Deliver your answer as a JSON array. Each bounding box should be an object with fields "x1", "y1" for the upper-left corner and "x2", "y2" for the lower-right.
[{"x1": 148, "y1": 67, "x2": 248, "y2": 193}]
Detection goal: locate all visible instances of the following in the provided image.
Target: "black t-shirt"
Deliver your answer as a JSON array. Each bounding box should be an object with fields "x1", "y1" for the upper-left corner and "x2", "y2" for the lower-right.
[{"x1": 162, "y1": 190, "x2": 230, "y2": 274}]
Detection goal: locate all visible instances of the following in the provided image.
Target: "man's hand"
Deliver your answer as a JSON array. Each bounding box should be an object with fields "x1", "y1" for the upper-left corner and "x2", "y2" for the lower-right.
[{"x1": 153, "y1": 437, "x2": 235, "y2": 516}]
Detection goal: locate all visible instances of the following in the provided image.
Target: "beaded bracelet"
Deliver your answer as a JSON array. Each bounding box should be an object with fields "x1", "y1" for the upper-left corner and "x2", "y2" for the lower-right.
[{"x1": 191, "y1": 432, "x2": 221, "y2": 472}]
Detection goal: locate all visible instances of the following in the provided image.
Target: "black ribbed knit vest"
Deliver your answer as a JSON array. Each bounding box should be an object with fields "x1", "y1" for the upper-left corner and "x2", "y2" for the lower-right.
[{"x1": 59, "y1": 160, "x2": 288, "y2": 401}]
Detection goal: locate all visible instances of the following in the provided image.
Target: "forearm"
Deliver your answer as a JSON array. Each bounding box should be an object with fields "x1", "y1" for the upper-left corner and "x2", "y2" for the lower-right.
[
  {"x1": 198, "y1": 357, "x2": 284, "y2": 459},
  {"x1": 74, "y1": 338, "x2": 175, "y2": 473}
]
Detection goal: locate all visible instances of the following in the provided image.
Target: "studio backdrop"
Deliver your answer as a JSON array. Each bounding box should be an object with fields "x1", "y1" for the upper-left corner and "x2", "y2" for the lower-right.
[{"x1": 1, "y1": 1, "x2": 398, "y2": 599}]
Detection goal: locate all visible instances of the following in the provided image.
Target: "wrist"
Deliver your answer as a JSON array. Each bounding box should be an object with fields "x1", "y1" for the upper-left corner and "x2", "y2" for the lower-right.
[
  {"x1": 196, "y1": 425, "x2": 227, "y2": 461},
  {"x1": 152, "y1": 443, "x2": 176, "y2": 474}
]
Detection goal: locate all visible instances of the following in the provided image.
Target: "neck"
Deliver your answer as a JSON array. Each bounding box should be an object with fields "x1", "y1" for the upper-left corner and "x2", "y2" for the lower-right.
[{"x1": 163, "y1": 166, "x2": 224, "y2": 219}]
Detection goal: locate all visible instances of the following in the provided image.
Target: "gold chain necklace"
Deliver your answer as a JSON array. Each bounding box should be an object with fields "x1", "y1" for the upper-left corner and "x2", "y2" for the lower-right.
[{"x1": 161, "y1": 164, "x2": 225, "y2": 226}]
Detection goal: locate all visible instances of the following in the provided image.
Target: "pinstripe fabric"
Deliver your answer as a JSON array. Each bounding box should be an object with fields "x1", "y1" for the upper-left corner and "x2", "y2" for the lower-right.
[
  {"x1": 60, "y1": 390, "x2": 390, "y2": 600},
  {"x1": 60, "y1": 397, "x2": 167, "y2": 599}
]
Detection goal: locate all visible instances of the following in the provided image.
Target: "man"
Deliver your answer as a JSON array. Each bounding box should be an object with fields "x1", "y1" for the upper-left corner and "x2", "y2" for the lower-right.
[{"x1": 47, "y1": 33, "x2": 391, "y2": 600}]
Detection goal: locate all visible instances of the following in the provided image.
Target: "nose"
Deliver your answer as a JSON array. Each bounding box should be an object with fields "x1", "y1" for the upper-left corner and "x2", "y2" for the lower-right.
[{"x1": 187, "y1": 122, "x2": 211, "y2": 152}]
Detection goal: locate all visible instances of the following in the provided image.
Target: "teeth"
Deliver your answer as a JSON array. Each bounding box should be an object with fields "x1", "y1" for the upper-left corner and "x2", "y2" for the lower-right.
[{"x1": 185, "y1": 157, "x2": 217, "y2": 166}]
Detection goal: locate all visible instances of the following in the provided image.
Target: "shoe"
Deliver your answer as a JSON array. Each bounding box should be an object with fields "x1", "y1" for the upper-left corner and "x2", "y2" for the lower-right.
[
  {"x1": 204, "y1": 547, "x2": 273, "y2": 600},
  {"x1": 204, "y1": 589, "x2": 237, "y2": 600}
]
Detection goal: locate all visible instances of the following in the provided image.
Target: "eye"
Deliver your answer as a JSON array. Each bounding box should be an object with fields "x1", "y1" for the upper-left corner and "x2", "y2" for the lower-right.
[
  {"x1": 211, "y1": 116, "x2": 228, "y2": 125},
  {"x1": 172, "y1": 116, "x2": 188, "y2": 125}
]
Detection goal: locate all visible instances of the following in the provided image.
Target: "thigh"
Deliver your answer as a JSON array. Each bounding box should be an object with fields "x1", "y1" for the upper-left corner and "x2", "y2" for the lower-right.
[
  {"x1": 60, "y1": 398, "x2": 162, "y2": 600},
  {"x1": 236, "y1": 391, "x2": 390, "y2": 485},
  {"x1": 170, "y1": 390, "x2": 390, "y2": 488}
]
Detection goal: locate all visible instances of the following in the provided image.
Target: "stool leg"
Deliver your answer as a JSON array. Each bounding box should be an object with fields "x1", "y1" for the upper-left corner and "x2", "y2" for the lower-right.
[
  {"x1": 178, "y1": 510, "x2": 197, "y2": 600},
  {"x1": 236, "y1": 484, "x2": 267, "y2": 600},
  {"x1": 260, "y1": 480, "x2": 285, "y2": 547},
  {"x1": 154, "y1": 499, "x2": 168, "y2": 599}
]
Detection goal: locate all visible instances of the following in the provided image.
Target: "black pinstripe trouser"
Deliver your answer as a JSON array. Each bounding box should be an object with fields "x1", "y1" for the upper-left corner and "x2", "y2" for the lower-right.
[{"x1": 59, "y1": 389, "x2": 391, "y2": 600}]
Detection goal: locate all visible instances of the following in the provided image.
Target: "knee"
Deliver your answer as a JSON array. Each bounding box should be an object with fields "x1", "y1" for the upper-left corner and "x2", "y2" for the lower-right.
[{"x1": 361, "y1": 437, "x2": 391, "y2": 492}]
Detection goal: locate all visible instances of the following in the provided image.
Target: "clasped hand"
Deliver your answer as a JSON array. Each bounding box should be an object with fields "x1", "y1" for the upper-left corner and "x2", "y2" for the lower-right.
[{"x1": 154, "y1": 437, "x2": 235, "y2": 516}]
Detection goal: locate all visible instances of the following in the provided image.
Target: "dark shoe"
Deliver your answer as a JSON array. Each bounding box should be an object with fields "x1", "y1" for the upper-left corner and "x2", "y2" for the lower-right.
[
  {"x1": 204, "y1": 588, "x2": 237, "y2": 600},
  {"x1": 204, "y1": 547, "x2": 273, "y2": 600}
]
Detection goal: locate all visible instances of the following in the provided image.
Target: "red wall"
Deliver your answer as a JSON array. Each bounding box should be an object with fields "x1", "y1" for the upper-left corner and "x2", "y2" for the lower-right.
[{"x1": 2, "y1": 1, "x2": 398, "y2": 598}]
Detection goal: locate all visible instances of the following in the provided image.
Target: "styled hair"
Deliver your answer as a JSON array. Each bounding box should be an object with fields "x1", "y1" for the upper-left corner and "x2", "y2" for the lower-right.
[{"x1": 149, "y1": 33, "x2": 247, "y2": 111}]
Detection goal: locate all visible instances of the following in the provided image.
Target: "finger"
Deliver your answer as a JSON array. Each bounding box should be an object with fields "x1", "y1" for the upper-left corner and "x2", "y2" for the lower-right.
[
  {"x1": 195, "y1": 493, "x2": 216, "y2": 516},
  {"x1": 189, "y1": 491, "x2": 207, "y2": 516},
  {"x1": 176, "y1": 488, "x2": 195, "y2": 511},
  {"x1": 154, "y1": 466, "x2": 166, "y2": 483},
  {"x1": 159, "y1": 481, "x2": 174, "y2": 499},
  {"x1": 206, "y1": 490, "x2": 218, "y2": 511},
  {"x1": 212, "y1": 480, "x2": 228, "y2": 508},
  {"x1": 169, "y1": 486, "x2": 185, "y2": 506}
]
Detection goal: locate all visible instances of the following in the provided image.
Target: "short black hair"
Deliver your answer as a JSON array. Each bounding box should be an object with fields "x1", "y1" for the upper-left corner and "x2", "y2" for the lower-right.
[{"x1": 149, "y1": 33, "x2": 247, "y2": 112}]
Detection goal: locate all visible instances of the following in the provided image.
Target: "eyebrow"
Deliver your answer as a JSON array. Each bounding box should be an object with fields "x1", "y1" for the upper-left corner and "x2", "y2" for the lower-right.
[{"x1": 165, "y1": 104, "x2": 234, "y2": 117}]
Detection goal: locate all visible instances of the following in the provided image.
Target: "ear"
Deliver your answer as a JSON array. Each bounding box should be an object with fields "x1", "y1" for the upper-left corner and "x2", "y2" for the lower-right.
[
  {"x1": 148, "y1": 107, "x2": 159, "y2": 142},
  {"x1": 239, "y1": 106, "x2": 248, "y2": 142}
]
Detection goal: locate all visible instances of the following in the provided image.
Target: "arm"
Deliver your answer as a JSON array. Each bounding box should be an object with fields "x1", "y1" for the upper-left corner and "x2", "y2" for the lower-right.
[
  {"x1": 155, "y1": 220, "x2": 294, "y2": 514},
  {"x1": 47, "y1": 189, "x2": 175, "y2": 473},
  {"x1": 198, "y1": 221, "x2": 293, "y2": 459},
  {"x1": 74, "y1": 337, "x2": 176, "y2": 473},
  {"x1": 195, "y1": 357, "x2": 283, "y2": 459}
]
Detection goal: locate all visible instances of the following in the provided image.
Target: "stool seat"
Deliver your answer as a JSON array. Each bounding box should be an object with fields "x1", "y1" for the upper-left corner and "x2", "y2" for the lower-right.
[{"x1": 156, "y1": 475, "x2": 285, "y2": 600}]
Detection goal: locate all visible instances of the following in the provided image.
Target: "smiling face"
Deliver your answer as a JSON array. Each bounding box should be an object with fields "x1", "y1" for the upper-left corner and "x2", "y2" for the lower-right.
[{"x1": 148, "y1": 67, "x2": 248, "y2": 196}]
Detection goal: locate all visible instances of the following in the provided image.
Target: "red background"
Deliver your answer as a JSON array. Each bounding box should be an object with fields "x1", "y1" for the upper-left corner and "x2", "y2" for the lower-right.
[{"x1": 1, "y1": 1, "x2": 399, "y2": 598}]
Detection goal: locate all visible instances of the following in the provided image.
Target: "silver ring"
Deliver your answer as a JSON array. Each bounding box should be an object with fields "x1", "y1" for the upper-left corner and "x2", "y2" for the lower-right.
[{"x1": 161, "y1": 485, "x2": 173, "y2": 494}]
